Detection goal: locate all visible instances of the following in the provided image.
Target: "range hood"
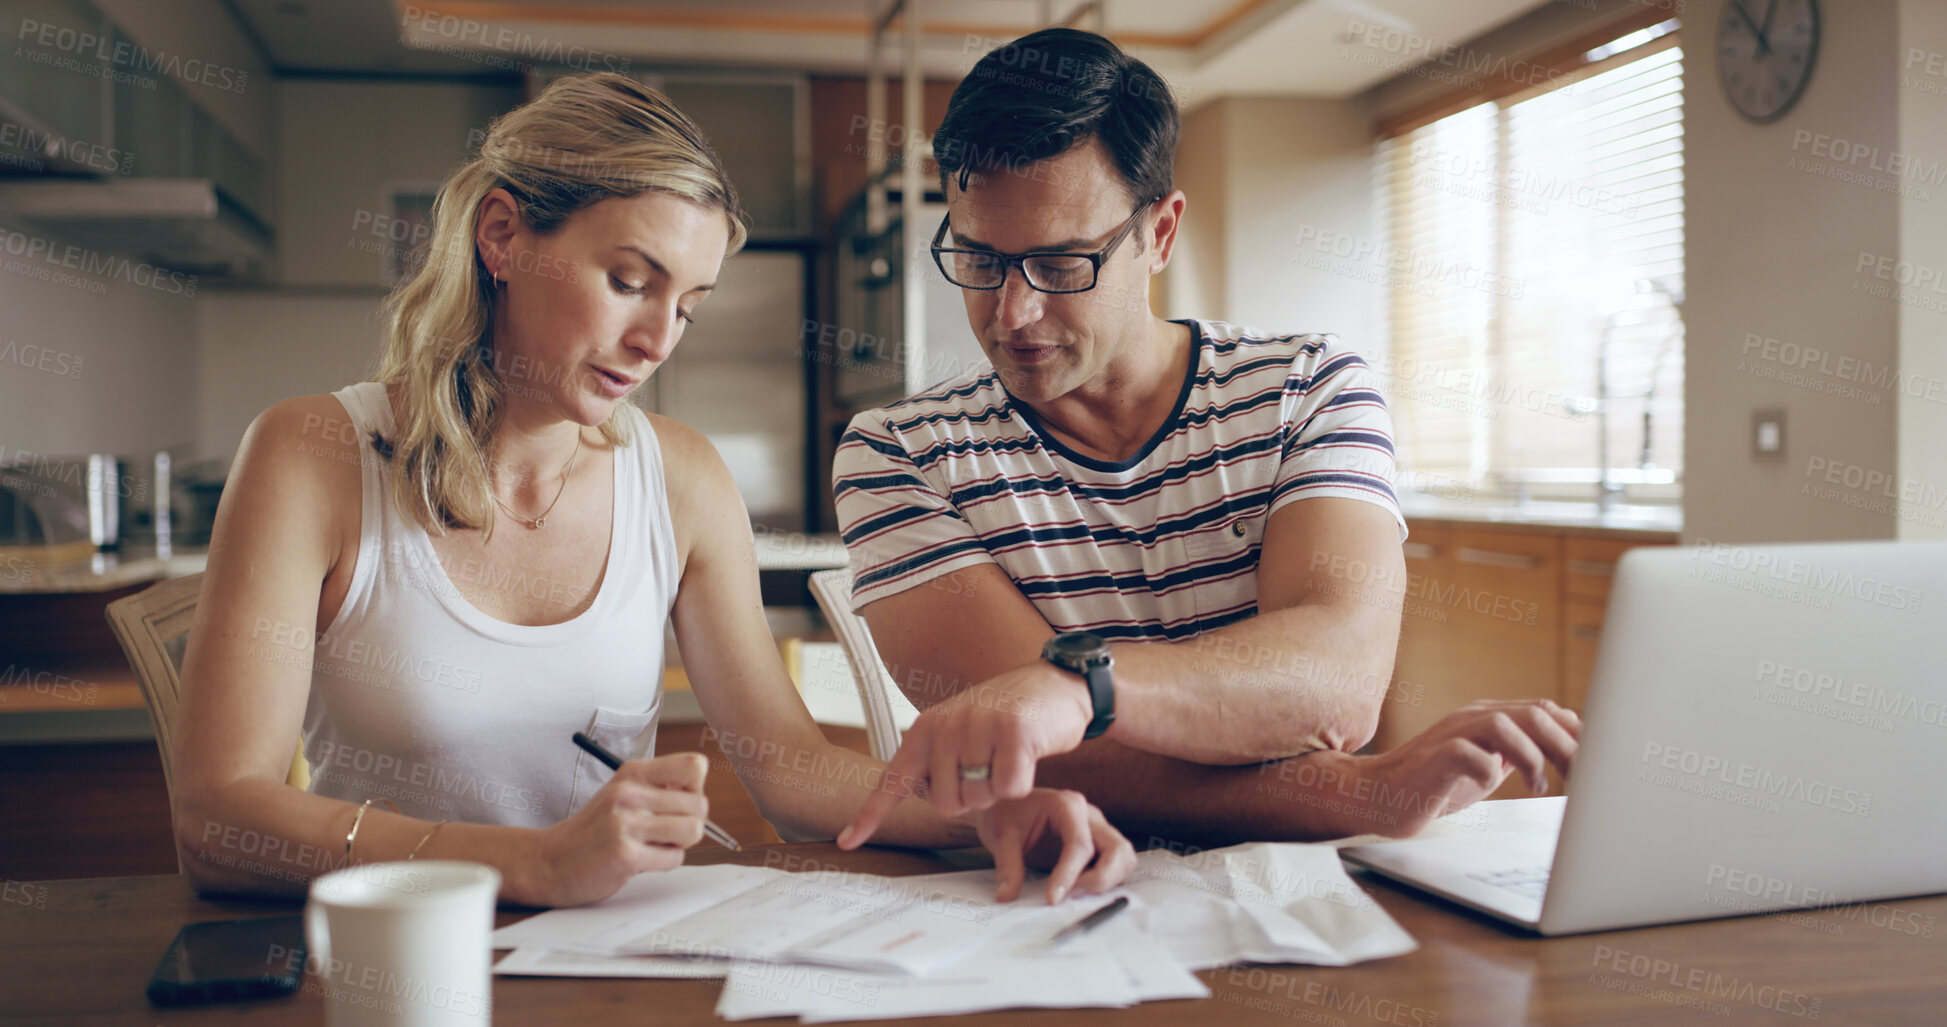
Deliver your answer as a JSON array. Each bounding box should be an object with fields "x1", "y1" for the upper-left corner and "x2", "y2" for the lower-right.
[{"x1": 0, "y1": 178, "x2": 272, "y2": 280}]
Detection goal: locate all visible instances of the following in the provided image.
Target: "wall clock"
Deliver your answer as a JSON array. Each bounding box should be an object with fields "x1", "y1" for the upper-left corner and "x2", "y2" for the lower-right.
[{"x1": 1717, "y1": 0, "x2": 1819, "y2": 123}]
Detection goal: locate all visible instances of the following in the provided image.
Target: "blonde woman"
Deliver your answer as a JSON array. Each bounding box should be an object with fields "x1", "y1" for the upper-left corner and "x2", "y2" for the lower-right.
[{"x1": 171, "y1": 73, "x2": 1134, "y2": 908}]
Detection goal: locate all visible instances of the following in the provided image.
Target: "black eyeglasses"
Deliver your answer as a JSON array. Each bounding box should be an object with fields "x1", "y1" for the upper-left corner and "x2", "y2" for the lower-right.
[{"x1": 930, "y1": 201, "x2": 1153, "y2": 294}]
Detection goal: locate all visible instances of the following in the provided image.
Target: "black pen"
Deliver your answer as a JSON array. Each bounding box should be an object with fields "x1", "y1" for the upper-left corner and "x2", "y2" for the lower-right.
[
  {"x1": 1049, "y1": 895, "x2": 1130, "y2": 948},
  {"x1": 572, "y1": 731, "x2": 741, "y2": 851}
]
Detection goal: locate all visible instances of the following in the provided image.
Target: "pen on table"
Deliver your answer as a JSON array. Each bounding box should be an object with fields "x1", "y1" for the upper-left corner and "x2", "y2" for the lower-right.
[
  {"x1": 1049, "y1": 895, "x2": 1130, "y2": 948},
  {"x1": 571, "y1": 731, "x2": 741, "y2": 851}
]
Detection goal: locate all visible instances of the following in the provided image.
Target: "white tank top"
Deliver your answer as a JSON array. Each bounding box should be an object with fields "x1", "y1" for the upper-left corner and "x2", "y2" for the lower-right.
[{"x1": 300, "y1": 381, "x2": 678, "y2": 828}]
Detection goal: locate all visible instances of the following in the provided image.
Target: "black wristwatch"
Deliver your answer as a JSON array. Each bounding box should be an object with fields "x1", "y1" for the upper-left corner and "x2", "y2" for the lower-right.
[{"x1": 1042, "y1": 631, "x2": 1116, "y2": 739}]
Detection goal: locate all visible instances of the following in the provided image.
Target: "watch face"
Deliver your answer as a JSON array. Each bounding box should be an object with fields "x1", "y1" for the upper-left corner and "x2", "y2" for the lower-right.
[
  {"x1": 1717, "y1": 0, "x2": 1818, "y2": 123},
  {"x1": 1045, "y1": 631, "x2": 1109, "y2": 665}
]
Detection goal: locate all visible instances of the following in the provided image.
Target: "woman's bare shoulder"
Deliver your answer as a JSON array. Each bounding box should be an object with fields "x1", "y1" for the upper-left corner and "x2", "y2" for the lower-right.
[
  {"x1": 225, "y1": 393, "x2": 370, "y2": 532},
  {"x1": 641, "y1": 412, "x2": 737, "y2": 494},
  {"x1": 237, "y1": 394, "x2": 368, "y2": 477},
  {"x1": 188, "y1": 393, "x2": 373, "y2": 614},
  {"x1": 640, "y1": 410, "x2": 747, "y2": 548},
  {"x1": 640, "y1": 410, "x2": 710, "y2": 462}
]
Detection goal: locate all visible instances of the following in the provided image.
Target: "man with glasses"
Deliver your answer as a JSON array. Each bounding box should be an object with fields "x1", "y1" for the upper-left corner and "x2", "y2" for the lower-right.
[{"x1": 835, "y1": 28, "x2": 1578, "y2": 855}]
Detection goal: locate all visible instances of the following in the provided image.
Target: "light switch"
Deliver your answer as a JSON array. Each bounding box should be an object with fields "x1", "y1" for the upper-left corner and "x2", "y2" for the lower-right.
[{"x1": 1753, "y1": 408, "x2": 1786, "y2": 459}]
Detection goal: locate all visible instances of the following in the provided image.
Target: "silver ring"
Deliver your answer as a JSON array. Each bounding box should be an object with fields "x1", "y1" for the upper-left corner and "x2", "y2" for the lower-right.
[{"x1": 958, "y1": 764, "x2": 992, "y2": 782}]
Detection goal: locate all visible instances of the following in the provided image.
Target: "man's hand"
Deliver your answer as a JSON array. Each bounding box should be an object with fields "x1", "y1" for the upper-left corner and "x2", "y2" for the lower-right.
[
  {"x1": 838, "y1": 662, "x2": 1093, "y2": 848},
  {"x1": 972, "y1": 788, "x2": 1136, "y2": 904},
  {"x1": 1350, "y1": 699, "x2": 1579, "y2": 837}
]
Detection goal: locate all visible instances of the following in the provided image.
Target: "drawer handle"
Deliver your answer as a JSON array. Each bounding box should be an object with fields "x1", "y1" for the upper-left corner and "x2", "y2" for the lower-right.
[
  {"x1": 1456, "y1": 546, "x2": 1542, "y2": 570},
  {"x1": 1402, "y1": 542, "x2": 1439, "y2": 560},
  {"x1": 1570, "y1": 625, "x2": 1602, "y2": 641},
  {"x1": 1568, "y1": 559, "x2": 1615, "y2": 578}
]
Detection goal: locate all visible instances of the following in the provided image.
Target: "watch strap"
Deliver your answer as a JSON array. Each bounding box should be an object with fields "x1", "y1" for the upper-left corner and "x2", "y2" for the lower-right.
[{"x1": 1080, "y1": 660, "x2": 1115, "y2": 739}]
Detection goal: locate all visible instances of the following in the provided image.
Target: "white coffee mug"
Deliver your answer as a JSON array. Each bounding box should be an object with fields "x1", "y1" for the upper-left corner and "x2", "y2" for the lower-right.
[{"x1": 305, "y1": 860, "x2": 500, "y2": 1027}]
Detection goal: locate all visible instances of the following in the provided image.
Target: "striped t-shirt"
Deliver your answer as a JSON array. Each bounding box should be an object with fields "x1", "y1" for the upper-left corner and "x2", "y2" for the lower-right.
[{"x1": 833, "y1": 319, "x2": 1407, "y2": 641}]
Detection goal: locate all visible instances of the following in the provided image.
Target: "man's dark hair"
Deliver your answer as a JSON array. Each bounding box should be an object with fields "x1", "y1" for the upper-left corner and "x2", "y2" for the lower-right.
[{"x1": 935, "y1": 28, "x2": 1179, "y2": 207}]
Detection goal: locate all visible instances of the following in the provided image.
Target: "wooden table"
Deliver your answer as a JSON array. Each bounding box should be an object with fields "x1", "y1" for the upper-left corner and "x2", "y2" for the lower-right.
[{"x1": 5, "y1": 841, "x2": 1944, "y2": 1025}]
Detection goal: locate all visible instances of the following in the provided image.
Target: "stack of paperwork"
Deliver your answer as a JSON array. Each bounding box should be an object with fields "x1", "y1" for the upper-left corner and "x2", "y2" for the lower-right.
[{"x1": 492, "y1": 842, "x2": 1417, "y2": 1021}]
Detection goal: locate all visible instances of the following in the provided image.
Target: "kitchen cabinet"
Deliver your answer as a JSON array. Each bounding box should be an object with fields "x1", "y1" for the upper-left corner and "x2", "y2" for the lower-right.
[
  {"x1": 1560, "y1": 536, "x2": 1638, "y2": 709},
  {"x1": 659, "y1": 75, "x2": 808, "y2": 241},
  {"x1": 275, "y1": 79, "x2": 519, "y2": 287},
  {"x1": 2, "y1": 0, "x2": 272, "y2": 219},
  {"x1": 522, "y1": 69, "x2": 810, "y2": 241},
  {"x1": 0, "y1": 0, "x2": 112, "y2": 146},
  {"x1": 1379, "y1": 526, "x2": 1564, "y2": 748},
  {"x1": 1376, "y1": 519, "x2": 1674, "y2": 797},
  {"x1": 636, "y1": 247, "x2": 811, "y2": 530},
  {"x1": 111, "y1": 69, "x2": 189, "y2": 177}
]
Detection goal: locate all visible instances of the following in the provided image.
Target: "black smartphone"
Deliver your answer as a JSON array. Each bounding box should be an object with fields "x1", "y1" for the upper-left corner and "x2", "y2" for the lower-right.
[{"x1": 145, "y1": 915, "x2": 307, "y2": 1006}]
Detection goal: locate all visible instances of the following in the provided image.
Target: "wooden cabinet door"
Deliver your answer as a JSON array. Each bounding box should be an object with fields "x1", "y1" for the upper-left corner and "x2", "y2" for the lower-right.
[
  {"x1": 1380, "y1": 526, "x2": 1561, "y2": 738},
  {"x1": 1558, "y1": 537, "x2": 1674, "y2": 710},
  {"x1": 1383, "y1": 526, "x2": 1562, "y2": 747},
  {"x1": 1562, "y1": 599, "x2": 1605, "y2": 711},
  {"x1": 1379, "y1": 525, "x2": 1452, "y2": 751},
  {"x1": 1443, "y1": 530, "x2": 1563, "y2": 799},
  {"x1": 1562, "y1": 537, "x2": 1637, "y2": 605},
  {"x1": 1438, "y1": 528, "x2": 1563, "y2": 701}
]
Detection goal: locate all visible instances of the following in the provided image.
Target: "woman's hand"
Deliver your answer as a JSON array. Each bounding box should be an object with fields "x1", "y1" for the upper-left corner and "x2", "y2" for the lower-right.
[
  {"x1": 973, "y1": 788, "x2": 1137, "y2": 905},
  {"x1": 520, "y1": 752, "x2": 711, "y2": 907}
]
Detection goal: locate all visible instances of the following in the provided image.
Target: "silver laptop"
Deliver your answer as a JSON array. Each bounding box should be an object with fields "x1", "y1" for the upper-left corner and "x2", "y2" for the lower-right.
[{"x1": 1342, "y1": 540, "x2": 1947, "y2": 935}]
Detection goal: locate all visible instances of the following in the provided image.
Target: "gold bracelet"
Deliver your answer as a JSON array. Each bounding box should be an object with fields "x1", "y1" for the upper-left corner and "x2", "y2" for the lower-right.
[
  {"x1": 407, "y1": 821, "x2": 447, "y2": 861},
  {"x1": 345, "y1": 798, "x2": 401, "y2": 867}
]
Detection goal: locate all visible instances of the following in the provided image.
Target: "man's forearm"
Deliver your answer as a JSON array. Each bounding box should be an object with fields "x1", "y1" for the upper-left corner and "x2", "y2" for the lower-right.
[
  {"x1": 1100, "y1": 603, "x2": 1398, "y2": 765},
  {"x1": 1035, "y1": 741, "x2": 1409, "y2": 846}
]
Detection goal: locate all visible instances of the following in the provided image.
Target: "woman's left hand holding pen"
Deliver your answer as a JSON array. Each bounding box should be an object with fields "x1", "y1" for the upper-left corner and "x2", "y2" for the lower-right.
[{"x1": 516, "y1": 752, "x2": 712, "y2": 908}]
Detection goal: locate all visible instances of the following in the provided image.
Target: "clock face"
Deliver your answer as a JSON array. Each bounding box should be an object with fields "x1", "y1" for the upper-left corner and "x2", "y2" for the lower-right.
[{"x1": 1717, "y1": 0, "x2": 1819, "y2": 122}]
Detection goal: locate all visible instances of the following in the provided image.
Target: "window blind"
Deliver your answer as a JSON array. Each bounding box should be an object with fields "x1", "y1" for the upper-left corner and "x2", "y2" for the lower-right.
[{"x1": 1374, "y1": 33, "x2": 1684, "y2": 494}]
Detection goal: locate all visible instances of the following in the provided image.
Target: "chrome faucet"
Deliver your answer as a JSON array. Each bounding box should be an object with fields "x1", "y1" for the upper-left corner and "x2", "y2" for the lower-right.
[{"x1": 1594, "y1": 277, "x2": 1683, "y2": 513}]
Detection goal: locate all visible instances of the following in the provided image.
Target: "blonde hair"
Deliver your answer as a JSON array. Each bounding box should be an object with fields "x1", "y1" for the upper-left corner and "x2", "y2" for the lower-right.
[{"x1": 371, "y1": 72, "x2": 746, "y2": 536}]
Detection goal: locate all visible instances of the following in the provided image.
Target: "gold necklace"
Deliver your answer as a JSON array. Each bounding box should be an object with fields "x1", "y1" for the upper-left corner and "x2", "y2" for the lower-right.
[{"x1": 490, "y1": 432, "x2": 580, "y2": 529}]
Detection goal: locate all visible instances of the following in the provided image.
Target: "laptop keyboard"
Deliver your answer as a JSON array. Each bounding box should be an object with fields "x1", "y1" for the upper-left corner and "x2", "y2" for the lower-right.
[{"x1": 1468, "y1": 866, "x2": 1551, "y2": 901}]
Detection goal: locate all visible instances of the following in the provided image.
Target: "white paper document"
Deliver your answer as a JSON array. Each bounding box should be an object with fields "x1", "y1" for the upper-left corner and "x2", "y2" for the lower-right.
[
  {"x1": 493, "y1": 841, "x2": 1416, "y2": 1021},
  {"x1": 601, "y1": 868, "x2": 1063, "y2": 976},
  {"x1": 1126, "y1": 841, "x2": 1419, "y2": 970},
  {"x1": 491, "y1": 863, "x2": 779, "y2": 952},
  {"x1": 715, "y1": 906, "x2": 1208, "y2": 1022},
  {"x1": 493, "y1": 947, "x2": 728, "y2": 979}
]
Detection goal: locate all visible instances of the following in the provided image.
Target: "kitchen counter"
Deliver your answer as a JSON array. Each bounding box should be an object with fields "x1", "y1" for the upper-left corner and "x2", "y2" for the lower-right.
[
  {"x1": 0, "y1": 543, "x2": 207, "y2": 595},
  {"x1": 1397, "y1": 493, "x2": 1681, "y2": 541},
  {"x1": 0, "y1": 542, "x2": 206, "y2": 742}
]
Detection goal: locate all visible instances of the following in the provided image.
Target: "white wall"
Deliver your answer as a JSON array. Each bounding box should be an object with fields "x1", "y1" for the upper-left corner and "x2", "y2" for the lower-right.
[
  {"x1": 1222, "y1": 96, "x2": 1376, "y2": 342},
  {"x1": 1165, "y1": 101, "x2": 1227, "y2": 318},
  {"x1": 0, "y1": 254, "x2": 199, "y2": 459},
  {"x1": 191, "y1": 77, "x2": 521, "y2": 467},
  {"x1": 1896, "y1": 0, "x2": 1947, "y2": 540},
  {"x1": 1681, "y1": 0, "x2": 1903, "y2": 543},
  {"x1": 3, "y1": 44, "x2": 520, "y2": 472},
  {"x1": 1680, "y1": 0, "x2": 1947, "y2": 543},
  {"x1": 196, "y1": 295, "x2": 387, "y2": 465},
  {"x1": 0, "y1": 0, "x2": 266, "y2": 466},
  {"x1": 1163, "y1": 96, "x2": 1377, "y2": 345},
  {"x1": 278, "y1": 78, "x2": 520, "y2": 287}
]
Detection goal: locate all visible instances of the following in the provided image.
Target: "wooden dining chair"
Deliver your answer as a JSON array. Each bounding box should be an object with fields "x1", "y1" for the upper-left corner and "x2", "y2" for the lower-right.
[
  {"x1": 807, "y1": 568, "x2": 916, "y2": 763},
  {"x1": 104, "y1": 572, "x2": 310, "y2": 810}
]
